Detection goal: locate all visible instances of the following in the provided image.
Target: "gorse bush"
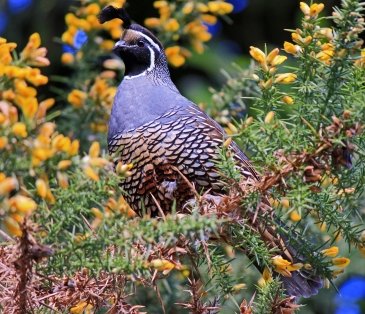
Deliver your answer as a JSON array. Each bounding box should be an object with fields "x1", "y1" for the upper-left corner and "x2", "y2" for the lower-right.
[{"x1": 0, "y1": 0, "x2": 364, "y2": 313}]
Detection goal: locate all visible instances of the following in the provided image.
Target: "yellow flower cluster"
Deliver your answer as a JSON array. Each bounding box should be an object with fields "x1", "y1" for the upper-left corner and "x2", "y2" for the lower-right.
[
  {"x1": 82, "y1": 141, "x2": 109, "y2": 182},
  {"x1": 271, "y1": 255, "x2": 303, "y2": 277},
  {"x1": 0, "y1": 34, "x2": 52, "y2": 126},
  {"x1": 61, "y1": 0, "x2": 126, "y2": 63},
  {"x1": 249, "y1": 46, "x2": 296, "y2": 106},
  {"x1": 299, "y1": 2, "x2": 324, "y2": 19},
  {"x1": 321, "y1": 246, "x2": 351, "y2": 278},
  {"x1": 145, "y1": 0, "x2": 233, "y2": 66},
  {"x1": 67, "y1": 74, "x2": 117, "y2": 133},
  {"x1": 0, "y1": 34, "x2": 91, "y2": 237},
  {"x1": 282, "y1": 2, "x2": 355, "y2": 66}
]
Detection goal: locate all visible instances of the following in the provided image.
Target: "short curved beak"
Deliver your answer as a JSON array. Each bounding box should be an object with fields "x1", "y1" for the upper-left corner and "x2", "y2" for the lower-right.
[{"x1": 113, "y1": 40, "x2": 128, "y2": 55}]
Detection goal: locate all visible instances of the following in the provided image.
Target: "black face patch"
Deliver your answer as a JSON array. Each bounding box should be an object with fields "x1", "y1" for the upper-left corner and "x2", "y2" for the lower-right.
[
  {"x1": 114, "y1": 41, "x2": 151, "y2": 77},
  {"x1": 114, "y1": 28, "x2": 163, "y2": 77}
]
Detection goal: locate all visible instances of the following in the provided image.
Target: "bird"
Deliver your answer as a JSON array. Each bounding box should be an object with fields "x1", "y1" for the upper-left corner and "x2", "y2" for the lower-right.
[{"x1": 98, "y1": 6, "x2": 323, "y2": 298}]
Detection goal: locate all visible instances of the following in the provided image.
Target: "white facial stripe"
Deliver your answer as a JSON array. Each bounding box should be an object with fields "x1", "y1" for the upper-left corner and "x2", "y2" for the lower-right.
[
  {"x1": 137, "y1": 32, "x2": 161, "y2": 52},
  {"x1": 124, "y1": 46, "x2": 156, "y2": 80},
  {"x1": 146, "y1": 47, "x2": 155, "y2": 72}
]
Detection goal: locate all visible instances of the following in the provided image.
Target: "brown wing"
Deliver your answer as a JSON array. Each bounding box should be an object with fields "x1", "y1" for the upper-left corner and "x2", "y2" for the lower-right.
[{"x1": 109, "y1": 105, "x2": 258, "y2": 215}]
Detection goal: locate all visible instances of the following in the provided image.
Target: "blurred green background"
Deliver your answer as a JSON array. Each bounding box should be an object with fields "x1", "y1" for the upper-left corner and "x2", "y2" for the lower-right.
[{"x1": 2, "y1": 1, "x2": 365, "y2": 313}]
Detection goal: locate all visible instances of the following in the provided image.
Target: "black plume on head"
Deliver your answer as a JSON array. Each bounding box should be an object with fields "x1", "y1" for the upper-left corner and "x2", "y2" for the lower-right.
[{"x1": 98, "y1": 5, "x2": 131, "y2": 28}]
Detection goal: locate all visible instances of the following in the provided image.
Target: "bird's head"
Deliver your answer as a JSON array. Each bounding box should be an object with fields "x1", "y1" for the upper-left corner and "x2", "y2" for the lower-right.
[{"x1": 99, "y1": 6, "x2": 166, "y2": 78}]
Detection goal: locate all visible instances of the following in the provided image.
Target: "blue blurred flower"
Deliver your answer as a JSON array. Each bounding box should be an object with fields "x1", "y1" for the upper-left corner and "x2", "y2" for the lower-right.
[
  {"x1": 205, "y1": 21, "x2": 222, "y2": 36},
  {"x1": 74, "y1": 30, "x2": 88, "y2": 50},
  {"x1": 62, "y1": 30, "x2": 88, "y2": 55},
  {"x1": 8, "y1": 0, "x2": 33, "y2": 13},
  {"x1": 227, "y1": 0, "x2": 249, "y2": 13},
  {"x1": 335, "y1": 276, "x2": 365, "y2": 314},
  {"x1": 0, "y1": 11, "x2": 8, "y2": 34}
]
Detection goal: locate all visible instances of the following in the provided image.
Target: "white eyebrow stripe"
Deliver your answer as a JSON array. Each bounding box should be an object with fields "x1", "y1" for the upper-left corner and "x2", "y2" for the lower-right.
[{"x1": 137, "y1": 31, "x2": 161, "y2": 52}]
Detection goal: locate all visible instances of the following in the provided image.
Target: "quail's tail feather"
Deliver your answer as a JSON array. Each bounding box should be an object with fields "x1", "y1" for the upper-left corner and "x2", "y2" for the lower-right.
[{"x1": 243, "y1": 209, "x2": 323, "y2": 298}]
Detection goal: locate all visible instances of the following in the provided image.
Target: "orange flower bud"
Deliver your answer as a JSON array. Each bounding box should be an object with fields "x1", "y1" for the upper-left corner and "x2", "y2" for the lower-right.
[
  {"x1": 36, "y1": 178, "x2": 47, "y2": 199},
  {"x1": 12, "y1": 122, "x2": 27, "y2": 137},
  {"x1": 321, "y1": 246, "x2": 339, "y2": 257},
  {"x1": 264, "y1": 111, "x2": 275, "y2": 124},
  {"x1": 3, "y1": 216, "x2": 22, "y2": 237},
  {"x1": 10, "y1": 195, "x2": 37, "y2": 214},
  {"x1": 0, "y1": 177, "x2": 18, "y2": 195}
]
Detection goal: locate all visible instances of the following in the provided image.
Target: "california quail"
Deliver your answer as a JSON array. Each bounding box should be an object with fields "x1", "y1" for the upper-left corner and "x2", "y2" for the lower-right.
[{"x1": 99, "y1": 6, "x2": 322, "y2": 298}]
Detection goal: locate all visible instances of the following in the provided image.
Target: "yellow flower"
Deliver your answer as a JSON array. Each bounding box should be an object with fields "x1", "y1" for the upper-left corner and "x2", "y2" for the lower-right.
[
  {"x1": 84, "y1": 166, "x2": 99, "y2": 181},
  {"x1": 290, "y1": 210, "x2": 301, "y2": 222},
  {"x1": 144, "y1": 18, "x2": 161, "y2": 28},
  {"x1": 299, "y1": 2, "x2": 310, "y2": 15},
  {"x1": 116, "y1": 162, "x2": 133, "y2": 176},
  {"x1": 12, "y1": 122, "x2": 27, "y2": 137},
  {"x1": 46, "y1": 189, "x2": 56, "y2": 204},
  {"x1": 36, "y1": 178, "x2": 48, "y2": 199},
  {"x1": 264, "y1": 111, "x2": 275, "y2": 124},
  {"x1": 57, "y1": 171, "x2": 69, "y2": 189},
  {"x1": 282, "y1": 95, "x2": 294, "y2": 105},
  {"x1": 91, "y1": 207, "x2": 104, "y2": 219},
  {"x1": 61, "y1": 52, "x2": 75, "y2": 64},
  {"x1": 39, "y1": 122, "x2": 55, "y2": 138},
  {"x1": 0, "y1": 136, "x2": 8, "y2": 149},
  {"x1": 207, "y1": 1, "x2": 234, "y2": 15},
  {"x1": 14, "y1": 95, "x2": 38, "y2": 119},
  {"x1": 3, "y1": 216, "x2": 22, "y2": 237},
  {"x1": 150, "y1": 259, "x2": 175, "y2": 274},
  {"x1": 300, "y1": 2, "x2": 324, "y2": 18},
  {"x1": 266, "y1": 48, "x2": 279, "y2": 64},
  {"x1": 184, "y1": 21, "x2": 211, "y2": 43},
  {"x1": 0, "y1": 177, "x2": 18, "y2": 195},
  {"x1": 274, "y1": 73, "x2": 297, "y2": 84},
  {"x1": 0, "y1": 39, "x2": 17, "y2": 65},
  {"x1": 249, "y1": 46, "x2": 266, "y2": 65},
  {"x1": 9, "y1": 195, "x2": 37, "y2": 215},
  {"x1": 20, "y1": 33, "x2": 50, "y2": 67},
  {"x1": 332, "y1": 257, "x2": 350, "y2": 268},
  {"x1": 283, "y1": 41, "x2": 302, "y2": 55},
  {"x1": 52, "y1": 134, "x2": 71, "y2": 153},
  {"x1": 164, "y1": 18, "x2": 180, "y2": 32},
  {"x1": 316, "y1": 28, "x2": 334, "y2": 40},
  {"x1": 272, "y1": 255, "x2": 303, "y2": 277},
  {"x1": 70, "y1": 301, "x2": 93, "y2": 314},
  {"x1": 69, "y1": 139, "x2": 80, "y2": 156},
  {"x1": 262, "y1": 267, "x2": 272, "y2": 282},
  {"x1": 321, "y1": 246, "x2": 339, "y2": 258},
  {"x1": 310, "y1": 3, "x2": 324, "y2": 17},
  {"x1": 316, "y1": 43, "x2": 335, "y2": 64},
  {"x1": 165, "y1": 46, "x2": 190, "y2": 67},
  {"x1": 84, "y1": 3, "x2": 100, "y2": 15},
  {"x1": 67, "y1": 89, "x2": 87, "y2": 108},
  {"x1": 201, "y1": 14, "x2": 218, "y2": 25},
  {"x1": 154, "y1": 1, "x2": 168, "y2": 9},
  {"x1": 182, "y1": 2, "x2": 194, "y2": 15},
  {"x1": 58, "y1": 160, "x2": 72, "y2": 170},
  {"x1": 89, "y1": 157, "x2": 109, "y2": 168},
  {"x1": 89, "y1": 141, "x2": 100, "y2": 158},
  {"x1": 36, "y1": 98, "x2": 55, "y2": 120},
  {"x1": 24, "y1": 68, "x2": 48, "y2": 86},
  {"x1": 291, "y1": 33, "x2": 312, "y2": 45}
]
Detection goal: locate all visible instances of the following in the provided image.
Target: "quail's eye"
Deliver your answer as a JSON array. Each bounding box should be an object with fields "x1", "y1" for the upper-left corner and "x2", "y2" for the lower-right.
[{"x1": 137, "y1": 41, "x2": 145, "y2": 47}]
